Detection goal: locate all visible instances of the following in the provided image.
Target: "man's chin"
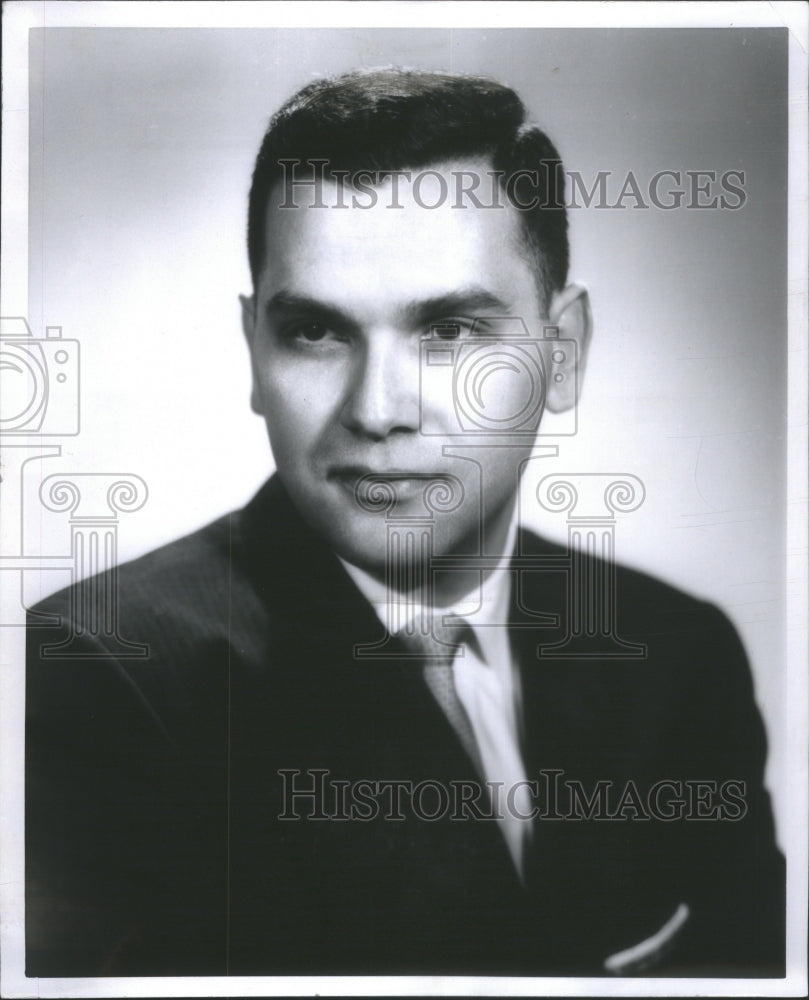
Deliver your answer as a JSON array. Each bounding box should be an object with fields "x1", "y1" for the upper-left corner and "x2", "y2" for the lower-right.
[
  {"x1": 285, "y1": 482, "x2": 480, "y2": 580},
  {"x1": 319, "y1": 514, "x2": 472, "y2": 582},
  {"x1": 301, "y1": 506, "x2": 391, "y2": 577},
  {"x1": 311, "y1": 511, "x2": 434, "y2": 581}
]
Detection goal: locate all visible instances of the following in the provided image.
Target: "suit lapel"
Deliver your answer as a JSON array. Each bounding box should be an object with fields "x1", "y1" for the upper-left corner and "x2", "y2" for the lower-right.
[
  {"x1": 239, "y1": 482, "x2": 527, "y2": 893},
  {"x1": 237, "y1": 478, "x2": 496, "y2": 777}
]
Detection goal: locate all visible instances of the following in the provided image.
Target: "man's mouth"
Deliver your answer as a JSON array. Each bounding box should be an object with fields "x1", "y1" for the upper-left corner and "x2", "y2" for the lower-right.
[{"x1": 329, "y1": 467, "x2": 453, "y2": 505}]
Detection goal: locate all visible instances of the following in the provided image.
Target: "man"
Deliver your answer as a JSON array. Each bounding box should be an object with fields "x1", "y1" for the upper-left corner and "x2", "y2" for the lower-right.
[{"x1": 26, "y1": 68, "x2": 784, "y2": 978}]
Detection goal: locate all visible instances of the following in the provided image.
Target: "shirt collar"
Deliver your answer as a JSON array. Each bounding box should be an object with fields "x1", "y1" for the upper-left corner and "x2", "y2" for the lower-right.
[{"x1": 338, "y1": 510, "x2": 518, "y2": 664}]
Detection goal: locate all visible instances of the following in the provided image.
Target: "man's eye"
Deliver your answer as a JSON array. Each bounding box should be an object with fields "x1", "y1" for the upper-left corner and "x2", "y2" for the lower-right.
[
  {"x1": 428, "y1": 319, "x2": 480, "y2": 340},
  {"x1": 431, "y1": 322, "x2": 462, "y2": 340},
  {"x1": 285, "y1": 322, "x2": 335, "y2": 343}
]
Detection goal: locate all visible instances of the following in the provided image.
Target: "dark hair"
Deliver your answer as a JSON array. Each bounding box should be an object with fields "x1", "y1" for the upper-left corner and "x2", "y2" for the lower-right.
[{"x1": 247, "y1": 67, "x2": 568, "y2": 308}]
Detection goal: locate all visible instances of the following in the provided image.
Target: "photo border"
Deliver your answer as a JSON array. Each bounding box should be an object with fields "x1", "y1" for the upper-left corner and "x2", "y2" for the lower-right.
[{"x1": 1, "y1": 3, "x2": 806, "y2": 997}]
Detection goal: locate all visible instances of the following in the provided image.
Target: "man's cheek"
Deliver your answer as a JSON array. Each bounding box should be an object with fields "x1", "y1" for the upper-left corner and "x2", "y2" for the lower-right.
[
  {"x1": 261, "y1": 383, "x2": 312, "y2": 433},
  {"x1": 269, "y1": 373, "x2": 343, "y2": 424}
]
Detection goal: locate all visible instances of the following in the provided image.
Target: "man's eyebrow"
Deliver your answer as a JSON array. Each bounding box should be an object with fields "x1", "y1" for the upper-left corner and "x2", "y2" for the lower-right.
[
  {"x1": 263, "y1": 286, "x2": 511, "y2": 329},
  {"x1": 264, "y1": 292, "x2": 358, "y2": 332},
  {"x1": 402, "y1": 288, "x2": 511, "y2": 325}
]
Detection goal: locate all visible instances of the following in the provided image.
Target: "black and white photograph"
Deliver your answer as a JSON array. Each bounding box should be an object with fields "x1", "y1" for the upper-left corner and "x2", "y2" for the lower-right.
[{"x1": 1, "y1": 2, "x2": 806, "y2": 996}]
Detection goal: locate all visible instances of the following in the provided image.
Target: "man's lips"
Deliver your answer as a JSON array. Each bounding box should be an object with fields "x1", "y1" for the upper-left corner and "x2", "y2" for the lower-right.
[
  {"x1": 328, "y1": 467, "x2": 456, "y2": 504},
  {"x1": 329, "y1": 467, "x2": 446, "y2": 481}
]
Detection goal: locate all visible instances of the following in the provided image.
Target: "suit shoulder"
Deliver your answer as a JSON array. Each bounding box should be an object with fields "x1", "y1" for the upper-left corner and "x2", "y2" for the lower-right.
[
  {"x1": 25, "y1": 502, "x2": 274, "y2": 735},
  {"x1": 521, "y1": 525, "x2": 716, "y2": 600},
  {"x1": 30, "y1": 510, "x2": 237, "y2": 622},
  {"x1": 517, "y1": 526, "x2": 750, "y2": 695},
  {"x1": 521, "y1": 527, "x2": 732, "y2": 626}
]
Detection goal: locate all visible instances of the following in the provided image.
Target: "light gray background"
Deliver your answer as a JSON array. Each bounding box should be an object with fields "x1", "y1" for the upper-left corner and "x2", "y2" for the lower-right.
[{"x1": 26, "y1": 27, "x2": 788, "y2": 838}]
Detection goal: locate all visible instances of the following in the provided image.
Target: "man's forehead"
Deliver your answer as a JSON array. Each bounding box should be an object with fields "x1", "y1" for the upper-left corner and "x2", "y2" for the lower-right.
[{"x1": 259, "y1": 158, "x2": 539, "y2": 308}]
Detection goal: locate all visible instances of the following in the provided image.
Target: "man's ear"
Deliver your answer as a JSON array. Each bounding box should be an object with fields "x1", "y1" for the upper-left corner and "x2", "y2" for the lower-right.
[
  {"x1": 542, "y1": 283, "x2": 592, "y2": 414},
  {"x1": 239, "y1": 293, "x2": 264, "y2": 416}
]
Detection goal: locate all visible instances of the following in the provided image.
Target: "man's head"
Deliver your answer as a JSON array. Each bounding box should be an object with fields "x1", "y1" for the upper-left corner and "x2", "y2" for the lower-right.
[{"x1": 241, "y1": 68, "x2": 591, "y2": 591}]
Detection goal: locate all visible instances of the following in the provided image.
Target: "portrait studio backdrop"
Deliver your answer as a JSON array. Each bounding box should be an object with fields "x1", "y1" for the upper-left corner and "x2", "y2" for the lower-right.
[{"x1": 24, "y1": 27, "x2": 787, "y2": 840}]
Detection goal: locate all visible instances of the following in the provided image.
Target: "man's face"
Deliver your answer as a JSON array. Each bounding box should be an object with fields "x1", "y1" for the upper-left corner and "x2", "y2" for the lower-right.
[{"x1": 242, "y1": 160, "x2": 581, "y2": 583}]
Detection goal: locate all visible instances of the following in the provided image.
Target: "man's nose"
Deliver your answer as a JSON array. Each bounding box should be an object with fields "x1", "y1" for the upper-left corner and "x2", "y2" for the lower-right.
[{"x1": 339, "y1": 332, "x2": 420, "y2": 439}]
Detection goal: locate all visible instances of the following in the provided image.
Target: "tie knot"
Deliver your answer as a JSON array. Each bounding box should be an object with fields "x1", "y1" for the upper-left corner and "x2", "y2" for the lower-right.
[{"x1": 398, "y1": 614, "x2": 468, "y2": 665}]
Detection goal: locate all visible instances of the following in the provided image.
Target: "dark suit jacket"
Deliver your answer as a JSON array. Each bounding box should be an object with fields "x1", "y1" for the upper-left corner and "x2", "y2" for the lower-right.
[{"x1": 26, "y1": 476, "x2": 785, "y2": 978}]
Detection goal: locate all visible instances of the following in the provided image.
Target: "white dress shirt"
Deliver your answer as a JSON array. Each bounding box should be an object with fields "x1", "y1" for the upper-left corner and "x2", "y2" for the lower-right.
[{"x1": 339, "y1": 515, "x2": 533, "y2": 880}]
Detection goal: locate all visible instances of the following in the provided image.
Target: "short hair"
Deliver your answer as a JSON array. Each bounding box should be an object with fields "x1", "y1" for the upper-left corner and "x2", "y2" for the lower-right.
[{"x1": 247, "y1": 67, "x2": 568, "y2": 310}]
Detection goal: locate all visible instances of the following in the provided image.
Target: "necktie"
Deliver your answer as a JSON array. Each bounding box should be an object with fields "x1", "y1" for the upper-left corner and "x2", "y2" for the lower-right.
[
  {"x1": 402, "y1": 617, "x2": 533, "y2": 881},
  {"x1": 400, "y1": 617, "x2": 483, "y2": 776}
]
